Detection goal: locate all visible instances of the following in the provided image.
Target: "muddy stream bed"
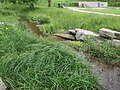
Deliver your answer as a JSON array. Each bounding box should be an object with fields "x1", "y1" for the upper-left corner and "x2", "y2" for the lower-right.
[
  {"x1": 19, "y1": 16, "x2": 120, "y2": 90},
  {"x1": 91, "y1": 59, "x2": 120, "y2": 90}
]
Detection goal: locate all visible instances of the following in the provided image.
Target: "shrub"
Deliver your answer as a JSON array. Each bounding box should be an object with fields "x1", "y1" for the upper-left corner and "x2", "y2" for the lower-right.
[{"x1": 28, "y1": 14, "x2": 51, "y2": 24}]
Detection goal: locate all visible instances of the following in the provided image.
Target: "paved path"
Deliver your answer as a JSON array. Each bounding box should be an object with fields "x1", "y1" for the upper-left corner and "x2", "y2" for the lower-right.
[{"x1": 66, "y1": 7, "x2": 120, "y2": 17}]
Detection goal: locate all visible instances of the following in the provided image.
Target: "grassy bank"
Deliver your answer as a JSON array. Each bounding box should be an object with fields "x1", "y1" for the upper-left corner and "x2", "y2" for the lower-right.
[
  {"x1": 83, "y1": 39, "x2": 120, "y2": 66},
  {"x1": 0, "y1": 2, "x2": 120, "y2": 89},
  {"x1": 26, "y1": 7, "x2": 120, "y2": 34},
  {"x1": 1, "y1": 3, "x2": 120, "y2": 34},
  {"x1": 0, "y1": 23, "x2": 97, "y2": 90}
]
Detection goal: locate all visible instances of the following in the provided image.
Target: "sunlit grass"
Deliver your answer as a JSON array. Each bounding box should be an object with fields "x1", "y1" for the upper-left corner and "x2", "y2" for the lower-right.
[
  {"x1": 27, "y1": 7, "x2": 120, "y2": 34},
  {"x1": 80, "y1": 8, "x2": 120, "y2": 14}
]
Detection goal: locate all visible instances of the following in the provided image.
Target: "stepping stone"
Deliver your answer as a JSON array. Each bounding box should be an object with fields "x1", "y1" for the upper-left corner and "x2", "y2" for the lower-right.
[
  {"x1": 75, "y1": 28, "x2": 99, "y2": 41},
  {"x1": 54, "y1": 34, "x2": 75, "y2": 40}
]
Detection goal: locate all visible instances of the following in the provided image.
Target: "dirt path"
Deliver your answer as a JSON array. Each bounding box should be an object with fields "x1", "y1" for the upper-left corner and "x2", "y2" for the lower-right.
[{"x1": 66, "y1": 7, "x2": 120, "y2": 17}]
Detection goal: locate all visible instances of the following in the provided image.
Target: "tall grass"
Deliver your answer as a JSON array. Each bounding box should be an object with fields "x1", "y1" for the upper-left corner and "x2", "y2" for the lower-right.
[
  {"x1": 83, "y1": 39, "x2": 120, "y2": 65},
  {"x1": 1, "y1": 3, "x2": 120, "y2": 34},
  {"x1": 0, "y1": 23, "x2": 97, "y2": 90},
  {"x1": 27, "y1": 7, "x2": 120, "y2": 34}
]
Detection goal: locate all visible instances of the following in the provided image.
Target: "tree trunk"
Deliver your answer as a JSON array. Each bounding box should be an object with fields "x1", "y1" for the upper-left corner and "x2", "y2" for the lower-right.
[
  {"x1": 48, "y1": 0, "x2": 51, "y2": 7},
  {"x1": 30, "y1": 3, "x2": 35, "y2": 10}
]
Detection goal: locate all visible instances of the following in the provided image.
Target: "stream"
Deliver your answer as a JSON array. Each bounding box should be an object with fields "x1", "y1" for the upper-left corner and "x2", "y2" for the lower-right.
[
  {"x1": 91, "y1": 59, "x2": 120, "y2": 90},
  {"x1": 19, "y1": 16, "x2": 43, "y2": 36},
  {"x1": 19, "y1": 16, "x2": 120, "y2": 90}
]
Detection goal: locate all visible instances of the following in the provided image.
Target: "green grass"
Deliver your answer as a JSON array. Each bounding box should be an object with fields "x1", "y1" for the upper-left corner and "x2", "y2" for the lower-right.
[
  {"x1": 80, "y1": 8, "x2": 120, "y2": 14},
  {"x1": 0, "y1": 23, "x2": 97, "y2": 90},
  {"x1": 83, "y1": 38, "x2": 120, "y2": 66},
  {"x1": 0, "y1": 2, "x2": 120, "y2": 89},
  {"x1": 25, "y1": 7, "x2": 120, "y2": 34},
  {"x1": 1, "y1": 3, "x2": 120, "y2": 34}
]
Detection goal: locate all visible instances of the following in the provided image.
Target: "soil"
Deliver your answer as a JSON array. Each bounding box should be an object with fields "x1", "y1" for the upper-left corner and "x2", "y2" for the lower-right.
[
  {"x1": 19, "y1": 16, "x2": 43, "y2": 36},
  {"x1": 91, "y1": 58, "x2": 120, "y2": 90}
]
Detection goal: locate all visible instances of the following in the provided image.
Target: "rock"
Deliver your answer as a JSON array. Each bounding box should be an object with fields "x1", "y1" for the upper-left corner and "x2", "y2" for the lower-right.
[
  {"x1": 94, "y1": 36, "x2": 105, "y2": 42},
  {"x1": 115, "y1": 32, "x2": 120, "y2": 39},
  {"x1": 54, "y1": 34, "x2": 75, "y2": 40},
  {"x1": 113, "y1": 39, "x2": 120, "y2": 47},
  {"x1": 68, "y1": 30, "x2": 76, "y2": 35},
  {"x1": 99, "y1": 28, "x2": 120, "y2": 39},
  {"x1": 75, "y1": 29, "x2": 99, "y2": 41},
  {"x1": 0, "y1": 78, "x2": 6, "y2": 90},
  {"x1": 107, "y1": 39, "x2": 120, "y2": 48},
  {"x1": 75, "y1": 28, "x2": 83, "y2": 32}
]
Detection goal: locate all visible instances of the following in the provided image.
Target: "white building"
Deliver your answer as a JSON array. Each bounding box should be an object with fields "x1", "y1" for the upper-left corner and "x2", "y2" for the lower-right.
[{"x1": 78, "y1": 2, "x2": 108, "y2": 8}]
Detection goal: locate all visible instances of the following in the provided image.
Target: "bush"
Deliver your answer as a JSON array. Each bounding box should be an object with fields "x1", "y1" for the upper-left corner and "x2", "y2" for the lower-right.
[
  {"x1": 68, "y1": 2, "x2": 78, "y2": 7},
  {"x1": 28, "y1": 14, "x2": 51, "y2": 24}
]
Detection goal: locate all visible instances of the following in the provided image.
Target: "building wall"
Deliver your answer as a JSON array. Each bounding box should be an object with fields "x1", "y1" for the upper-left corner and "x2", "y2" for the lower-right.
[{"x1": 78, "y1": 2, "x2": 108, "y2": 8}]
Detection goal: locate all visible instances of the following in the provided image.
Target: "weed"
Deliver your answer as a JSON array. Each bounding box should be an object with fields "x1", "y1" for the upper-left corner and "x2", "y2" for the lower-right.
[
  {"x1": 28, "y1": 14, "x2": 51, "y2": 24},
  {"x1": 83, "y1": 39, "x2": 120, "y2": 65}
]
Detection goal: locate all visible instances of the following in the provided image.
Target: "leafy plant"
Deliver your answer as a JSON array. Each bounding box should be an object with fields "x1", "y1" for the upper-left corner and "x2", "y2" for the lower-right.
[{"x1": 28, "y1": 14, "x2": 51, "y2": 24}]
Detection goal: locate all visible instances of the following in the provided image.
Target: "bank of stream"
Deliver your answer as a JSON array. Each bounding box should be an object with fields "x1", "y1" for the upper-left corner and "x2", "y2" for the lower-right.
[
  {"x1": 90, "y1": 58, "x2": 120, "y2": 90},
  {"x1": 19, "y1": 16, "x2": 120, "y2": 90}
]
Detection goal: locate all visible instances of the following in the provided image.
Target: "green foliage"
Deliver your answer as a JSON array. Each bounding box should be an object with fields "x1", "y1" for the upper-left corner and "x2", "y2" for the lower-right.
[
  {"x1": 9, "y1": 0, "x2": 39, "y2": 4},
  {"x1": 83, "y1": 39, "x2": 120, "y2": 65},
  {"x1": 28, "y1": 8, "x2": 120, "y2": 34},
  {"x1": 109, "y1": 2, "x2": 120, "y2": 7},
  {"x1": 28, "y1": 14, "x2": 51, "y2": 24},
  {"x1": 0, "y1": 23, "x2": 97, "y2": 90},
  {"x1": 40, "y1": 23, "x2": 56, "y2": 34}
]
